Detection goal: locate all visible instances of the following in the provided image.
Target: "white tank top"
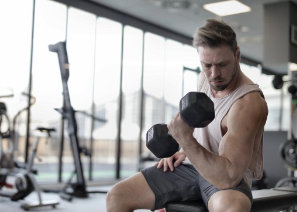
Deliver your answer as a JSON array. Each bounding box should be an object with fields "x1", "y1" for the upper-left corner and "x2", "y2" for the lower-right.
[{"x1": 192, "y1": 73, "x2": 264, "y2": 187}]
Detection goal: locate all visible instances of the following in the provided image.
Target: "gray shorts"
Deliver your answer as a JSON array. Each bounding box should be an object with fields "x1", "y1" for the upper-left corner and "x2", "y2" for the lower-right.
[{"x1": 141, "y1": 163, "x2": 253, "y2": 210}]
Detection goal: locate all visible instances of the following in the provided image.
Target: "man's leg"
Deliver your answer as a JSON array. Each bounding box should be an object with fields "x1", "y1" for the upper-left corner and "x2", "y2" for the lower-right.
[
  {"x1": 106, "y1": 172, "x2": 155, "y2": 212},
  {"x1": 208, "y1": 190, "x2": 251, "y2": 212},
  {"x1": 197, "y1": 171, "x2": 252, "y2": 212}
]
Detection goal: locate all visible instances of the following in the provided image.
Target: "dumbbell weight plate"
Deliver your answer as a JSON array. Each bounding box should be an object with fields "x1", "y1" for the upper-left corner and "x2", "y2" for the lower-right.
[
  {"x1": 180, "y1": 92, "x2": 215, "y2": 128},
  {"x1": 280, "y1": 139, "x2": 297, "y2": 169},
  {"x1": 146, "y1": 124, "x2": 179, "y2": 158}
]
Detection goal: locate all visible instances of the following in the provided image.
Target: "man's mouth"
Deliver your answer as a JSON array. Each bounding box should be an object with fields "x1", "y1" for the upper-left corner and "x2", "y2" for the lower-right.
[{"x1": 212, "y1": 80, "x2": 223, "y2": 85}]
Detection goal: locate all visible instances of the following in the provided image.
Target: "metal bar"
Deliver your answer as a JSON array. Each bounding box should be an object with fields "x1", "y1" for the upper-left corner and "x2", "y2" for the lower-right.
[
  {"x1": 138, "y1": 31, "x2": 145, "y2": 170},
  {"x1": 89, "y1": 17, "x2": 98, "y2": 181},
  {"x1": 115, "y1": 24, "x2": 124, "y2": 179},
  {"x1": 58, "y1": 114, "x2": 64, "y2": 182},
  {"x1": 24, "y1": 0, "x2": 36, "y2": 163}
]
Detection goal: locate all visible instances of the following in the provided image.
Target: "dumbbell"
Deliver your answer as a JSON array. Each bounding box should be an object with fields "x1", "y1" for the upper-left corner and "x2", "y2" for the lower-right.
[{"x1": 146, "y1": 92, "x2": 215, "y2": 158}]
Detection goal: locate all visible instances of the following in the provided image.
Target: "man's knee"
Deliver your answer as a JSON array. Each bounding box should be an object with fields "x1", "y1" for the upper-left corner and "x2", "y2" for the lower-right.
[
  {"x1": 106, "y1": 182, "x2": 127, "y2": 206},
  {"x1": 106, "y1": 184, "x2": 118, "y2": 203},
  {"x1": 106, "y1": 172, "x2": 156, "y2": 211},
  {"x1": 208, "y1": 190, "x2": 251, "y2": 212}
]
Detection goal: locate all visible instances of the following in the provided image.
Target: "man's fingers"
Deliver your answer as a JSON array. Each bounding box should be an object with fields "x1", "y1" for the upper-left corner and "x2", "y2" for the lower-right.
[
  {"x1": 174, "y1": 157, "x2": 183, "y2": 167},
  {"x1": 163, "y1": 159, "x2": 168, "y2": 172},
  {"x1": 164, "y1": 158, "x2": 174, "y2": 172},
  {"x1": 156, "y1": 158, "x2": 176, "y2": 172},
  {"x1": 156, "y1": 159, "x2": 163, "y2": 169},
  {"x1": 168, "y1": 160, "x2": 174, "y2": 172}
]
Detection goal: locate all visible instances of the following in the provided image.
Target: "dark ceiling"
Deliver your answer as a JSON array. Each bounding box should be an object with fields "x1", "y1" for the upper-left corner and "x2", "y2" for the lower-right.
[{"x1": 90, "y1": 0, "x2": 297, "y2": 75}]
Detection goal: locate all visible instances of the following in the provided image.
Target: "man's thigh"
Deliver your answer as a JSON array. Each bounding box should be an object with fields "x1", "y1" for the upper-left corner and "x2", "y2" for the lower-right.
[{"x1": 141, "y1": 164, "x2": 202, "y2": 210}]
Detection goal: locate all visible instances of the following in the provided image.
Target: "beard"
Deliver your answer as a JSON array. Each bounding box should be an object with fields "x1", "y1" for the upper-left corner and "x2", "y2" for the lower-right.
[
  {"x1": 210, "y1": 80, "x2": 229, "y2": 91},
  {"x1": 210, "y1": 61, "x2": 238, "y2": 91}
]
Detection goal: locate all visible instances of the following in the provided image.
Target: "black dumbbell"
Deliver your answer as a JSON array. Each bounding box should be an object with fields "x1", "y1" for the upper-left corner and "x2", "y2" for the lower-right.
[{"x1": 146, "y1": 92, "x2": 215, "y2": 158}]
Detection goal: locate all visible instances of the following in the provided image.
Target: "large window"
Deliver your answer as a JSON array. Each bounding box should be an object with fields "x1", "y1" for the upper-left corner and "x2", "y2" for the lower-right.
[
  {"x1": 31, "y1": 0, "x2": 67, "y2": 182},
  {"x1": 0, "y1": 0, "x2": 33, "y2": 161},
  {"x1": 93, "y1": 18, "x2": 122, "y2": 179},
  {"x1": 120, "y1": 26, "x2": 143, "y2": 176},
  {"x1": 66, "y1": 7, "x2": 97, "y2": 180},
  {"x1": 182, "y1": 45, "x2": 201, "y2": 96},
  {"x1": 142, "y1": 32, "x2": 166, "y2": 146},
  {"x1": 163, "y1": 40, "x2": 183, "y2": 123}
]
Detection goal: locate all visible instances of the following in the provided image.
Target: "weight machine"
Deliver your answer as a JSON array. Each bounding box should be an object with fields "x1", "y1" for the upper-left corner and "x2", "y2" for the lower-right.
[
  {"x1": 272, "y1": 71, "x2": 297, "y2": 188},
  {"x1": 48, "y1": 41, "x2": 107, "y2": 201}
]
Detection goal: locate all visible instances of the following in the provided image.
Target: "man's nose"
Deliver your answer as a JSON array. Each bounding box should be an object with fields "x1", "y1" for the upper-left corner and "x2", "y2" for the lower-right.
[{"x1": 210, "y1": 65, "x2": 220, "y2": 79}]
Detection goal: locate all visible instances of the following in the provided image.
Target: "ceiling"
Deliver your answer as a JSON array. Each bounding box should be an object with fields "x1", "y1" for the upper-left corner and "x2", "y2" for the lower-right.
[{"x1": 89, "y1": 0, "x2": 297, "y2": 74}]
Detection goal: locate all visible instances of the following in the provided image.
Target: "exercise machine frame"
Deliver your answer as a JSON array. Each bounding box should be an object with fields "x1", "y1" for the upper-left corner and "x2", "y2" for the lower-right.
[{"x1": 48, "y1": 41, "x2": 107, "y2": 201}]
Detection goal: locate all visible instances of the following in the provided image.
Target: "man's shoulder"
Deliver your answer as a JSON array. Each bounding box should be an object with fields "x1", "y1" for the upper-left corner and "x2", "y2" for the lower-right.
[{"x1": 232, "y1": 91, "x2": 268, "y2": 118}]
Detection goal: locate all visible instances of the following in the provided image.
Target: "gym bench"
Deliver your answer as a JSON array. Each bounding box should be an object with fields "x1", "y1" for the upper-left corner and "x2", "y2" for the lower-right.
[{"x1": 165, "y1": 187, "x2": 297, "y2": 212}]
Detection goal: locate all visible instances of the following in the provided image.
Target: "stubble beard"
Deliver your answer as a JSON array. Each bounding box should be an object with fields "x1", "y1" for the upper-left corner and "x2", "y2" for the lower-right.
[{"x1": 210, "y1": 61, "x2": 238, "y2": 91}]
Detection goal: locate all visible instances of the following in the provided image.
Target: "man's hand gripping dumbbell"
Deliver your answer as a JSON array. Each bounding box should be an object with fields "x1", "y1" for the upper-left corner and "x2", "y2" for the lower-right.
[{"x1": 146, "y1": 92, "x2": 215, "y2": 171}]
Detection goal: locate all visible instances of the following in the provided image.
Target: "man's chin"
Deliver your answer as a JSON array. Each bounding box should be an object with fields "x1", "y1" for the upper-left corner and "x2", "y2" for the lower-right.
[{"x1": 211, "y1": 84, "x2": 227, "y2": 91}]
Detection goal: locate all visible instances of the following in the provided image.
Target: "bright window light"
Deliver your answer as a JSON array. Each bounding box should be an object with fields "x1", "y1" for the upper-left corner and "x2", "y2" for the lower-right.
[
  {"x1": 289, "y1": 62, "x2": 297, "y2": 71},
  {"x1": 203, "y1": 0, "x2": 251, "y2": 16}
]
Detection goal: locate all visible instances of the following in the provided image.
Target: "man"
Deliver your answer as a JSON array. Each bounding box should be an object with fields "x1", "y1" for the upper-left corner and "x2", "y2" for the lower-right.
[{"x1": 106, "y1": 19, "x2": 268, "y2": 212}]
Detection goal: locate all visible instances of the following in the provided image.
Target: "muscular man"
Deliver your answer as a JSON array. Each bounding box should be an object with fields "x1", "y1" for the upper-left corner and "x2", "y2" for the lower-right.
[{"x1": 106, "y1": 19, "x2": 268, "y2": 212}]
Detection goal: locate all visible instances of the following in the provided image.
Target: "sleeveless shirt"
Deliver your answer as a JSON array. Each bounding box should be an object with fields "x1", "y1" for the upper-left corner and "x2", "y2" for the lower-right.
[{"x1": 192, "y1": 73, "x2": 264, "y2": 187}]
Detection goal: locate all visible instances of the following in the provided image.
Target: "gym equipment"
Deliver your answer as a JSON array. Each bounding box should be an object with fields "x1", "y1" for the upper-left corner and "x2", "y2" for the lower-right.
[
  {"x1": 48, "y1": 41, "x2": 107, "y2": 201},
  {"x1": 165, "y1": 188, "x2": 297, "y2": 212},
  {"x1": 146, "y1": 124, "x2": 180, "y2": 158},
  {"x1": 272, "y1": 74, "x2": 297, "y2": 96},
  {"x1": 276, "y1": 70, "x2": 297, "y2": 188},
  {"x1": 146, "y1": 92, "x2": 214, "y2": 158},
  {"x1": 20, "y1": 127, "x2": 59, "y2": 210},
  {"x1": 0, "y1": 93, "x2": 33, "y2": 202},
  {"x1": 49, "y1": 41, "x2": 88, "y2": 199},
  {"x1": 280, "y1": 135, "x2": 297, "y2": 169},
  {"x1": 0, "y1": 94, "x2": 59, "y2": 209},
  {"x1": 272, "y1": 75, "x2": 284, "y2": 89},
  {"x1": 277, "y1": 136, "x2": 297, "y2": 188}
]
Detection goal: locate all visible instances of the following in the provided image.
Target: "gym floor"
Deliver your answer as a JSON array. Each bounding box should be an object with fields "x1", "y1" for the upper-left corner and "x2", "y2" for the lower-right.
[{"x1": 0, "y1": 185, "x2": 151, "y2": 212}]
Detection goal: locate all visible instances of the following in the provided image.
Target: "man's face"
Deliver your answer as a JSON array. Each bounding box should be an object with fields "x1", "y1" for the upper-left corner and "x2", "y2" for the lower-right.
[{"x1": 198, "y1": 45, "x2": 238, "y2": 91}]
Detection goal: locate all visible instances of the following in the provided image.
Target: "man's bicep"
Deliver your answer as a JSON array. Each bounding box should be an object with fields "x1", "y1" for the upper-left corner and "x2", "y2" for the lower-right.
[{"x1": 219, "y1": 98, "x2": 264, "y2": 176}]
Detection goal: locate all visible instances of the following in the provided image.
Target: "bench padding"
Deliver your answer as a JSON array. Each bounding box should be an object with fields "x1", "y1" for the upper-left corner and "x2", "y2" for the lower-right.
[{"x1": 165, "y1": 188, "x2": 297, "y2": 212}]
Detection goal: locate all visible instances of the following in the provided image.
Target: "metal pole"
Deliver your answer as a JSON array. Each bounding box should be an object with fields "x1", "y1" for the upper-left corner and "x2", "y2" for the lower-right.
[
  {"x1": 89, "y1": 17, "x2": 98, "y2": 181},
  {"x1": 137, "y1": 31, "x2": 145, "y2": 170},
  {"x1": 115, "y1": 24, "x2": 124, "y2": 179},
  {"x1": 24, "y1": 0, "x2": 36, "y2": 163}
]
